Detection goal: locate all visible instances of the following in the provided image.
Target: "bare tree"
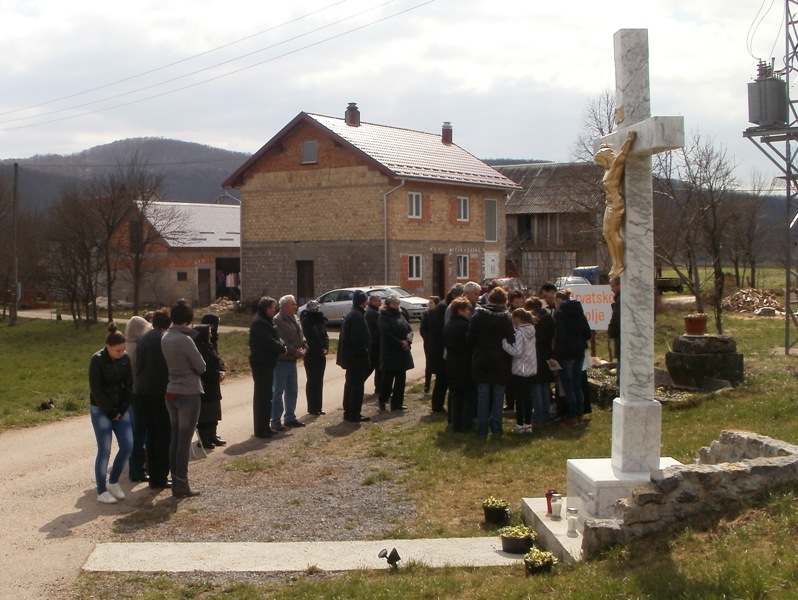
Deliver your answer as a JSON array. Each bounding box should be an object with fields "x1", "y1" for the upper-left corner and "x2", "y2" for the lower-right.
[
  {"x1": 46, "y1": 186, "x2": 104, "y2": 328},
  {"x1": 108, "y1": 154, "x2": 168, "y2": 314},
  {"x1": 83, "y1": 153, "x2": 168, "y2": 319},
  {"x1": 0, "y1": 174, "x2": 10, "y2": 317},
  {"x1": 570, "y1": 90, "x2": 617, "y2": 162},
  {"x1": 654, "y1": 132, "x2": 738, "y2": 333},
  {"x1": 726, "y1": 170, "x2": 775, "y2": 288}
]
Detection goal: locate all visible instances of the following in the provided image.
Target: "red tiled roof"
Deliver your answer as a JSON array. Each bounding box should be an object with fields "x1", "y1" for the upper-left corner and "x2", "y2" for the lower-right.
[
  {"x1": 308, "y1": 114, "x2": 520, "y2": 191},
  {"x1": 222, "y1": 112, "x2": 521, "y2": 191}
]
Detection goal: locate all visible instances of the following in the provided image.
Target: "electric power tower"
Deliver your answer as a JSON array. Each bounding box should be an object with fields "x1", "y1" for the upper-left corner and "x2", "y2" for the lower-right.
[{"x1": 743, "y1": 0, "x2": 798, "y2": 354}]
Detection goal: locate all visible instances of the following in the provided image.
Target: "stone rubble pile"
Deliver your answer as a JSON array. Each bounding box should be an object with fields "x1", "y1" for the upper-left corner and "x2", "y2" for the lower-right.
[{"x1": 720, "y1": 288, "x2": 783, "y2": 313}]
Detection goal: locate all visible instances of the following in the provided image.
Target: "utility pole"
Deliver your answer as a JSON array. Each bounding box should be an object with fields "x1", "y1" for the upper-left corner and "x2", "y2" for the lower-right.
[
  {"x1": 743, "y1": 0, "x2": 798, "y2": 354},
  {"x1": 9, "y1": 162, "x2": 19, "y2": 327}
]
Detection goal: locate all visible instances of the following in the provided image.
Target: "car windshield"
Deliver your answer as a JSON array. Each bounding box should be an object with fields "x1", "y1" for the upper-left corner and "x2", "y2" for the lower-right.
[{"x1": 383, "y1": 287, "x2": 412, "y2": 298}]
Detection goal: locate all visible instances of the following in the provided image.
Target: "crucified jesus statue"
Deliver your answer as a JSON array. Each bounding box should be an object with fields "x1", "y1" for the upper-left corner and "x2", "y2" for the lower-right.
[{"x1": 594, "y1": 130, "x2": 636, "y2": 279}]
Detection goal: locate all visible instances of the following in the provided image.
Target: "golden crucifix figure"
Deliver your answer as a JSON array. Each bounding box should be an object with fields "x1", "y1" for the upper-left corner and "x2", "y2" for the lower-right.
[{"x1": 594, "y1": 130, "x2": 636, "y2": 279}]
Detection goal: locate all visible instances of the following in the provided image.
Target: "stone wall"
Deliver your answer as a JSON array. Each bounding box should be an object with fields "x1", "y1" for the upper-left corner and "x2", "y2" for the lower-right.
[{"x1": 581, "y1": 430, "x2": 798, "y2": 557}]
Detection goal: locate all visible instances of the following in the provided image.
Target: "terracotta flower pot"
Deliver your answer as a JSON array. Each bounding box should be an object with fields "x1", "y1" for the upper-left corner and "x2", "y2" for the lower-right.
[{"x1": 684, "y1": 314, "x2": 708, "y2": 335}]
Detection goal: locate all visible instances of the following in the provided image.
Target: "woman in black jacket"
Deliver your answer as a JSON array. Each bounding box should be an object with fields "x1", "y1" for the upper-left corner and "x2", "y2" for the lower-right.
[
  {"x1": 195, "y1": 314, "x2": 227, "y2": 449},
  {"x1": 89, "y1": 322, "x2": 134, "y2": 504},
  {"x1": 378, "y1": 295, "x2": 414, "y2": 411},
  {"x1": 300, "y1": 301, "x2": 329, "y2": 416},
  {"x1": 466, "y1": 287, "x2": 515, "y2": 439},
  {"x1": 443, "y1": 296, "x2": 474, "y2": 432}
]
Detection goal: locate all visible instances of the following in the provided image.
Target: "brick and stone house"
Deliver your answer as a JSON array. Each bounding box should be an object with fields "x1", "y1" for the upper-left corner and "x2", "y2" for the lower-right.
[
  {"x1": 222, "y1": 103, "x2": 521, "y2": 303},
  {"x1": 113, "y1": 201, "x2": 240, "y2": 307},
  {"x1": 494, "y1": 162, "x2": 606, "y2": 287}
]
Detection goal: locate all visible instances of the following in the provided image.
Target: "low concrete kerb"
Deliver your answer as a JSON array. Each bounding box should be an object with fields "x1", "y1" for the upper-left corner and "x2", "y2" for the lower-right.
[{"x1": 84, "y1": 538, "x2": 524, "y2": 573}]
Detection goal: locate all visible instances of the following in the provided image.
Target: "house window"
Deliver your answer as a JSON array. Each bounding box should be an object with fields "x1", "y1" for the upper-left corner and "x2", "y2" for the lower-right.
[
  {"x1": 408, "y1": 192, "x2": 422, "y2": 219},
  {"x1": 176, "y1": 272, "x2": 188, "y2": 282},
  {"x1": 301, "y1": 139, "x2": 317, "y2": 164},
  {"x1": 456, "y1": 197, "x2": 470, "y2": 221},
  {"x1": 456, "y1": 255, "x2": 469, "y2": 279},
  {"x1": 408, "y1": 255, "x2": 422, "y2": 280},
  {"x1": 485, "y1": 199, "x2": 498, "y2": 242}
]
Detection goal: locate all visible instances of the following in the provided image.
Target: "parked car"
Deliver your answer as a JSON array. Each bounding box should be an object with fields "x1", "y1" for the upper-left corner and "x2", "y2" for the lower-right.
[
  {"x1": 480, "y1": 277, "x2": 527, "y2": 294},
  {"x1": 553, "y1": 276, "x2": 591, "y2": 290},
  {"x1": 300, "y1": 285, "x2": 427, "y2": 324}
]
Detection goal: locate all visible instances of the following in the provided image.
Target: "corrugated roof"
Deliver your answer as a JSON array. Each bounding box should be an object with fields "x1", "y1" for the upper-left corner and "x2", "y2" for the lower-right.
[
  {"x1": 494, "y1": 162, "x2": 604, "y2": 215},
  {"x1": 141, "y1": 201, "x2": 240, "y2": 249},
  {"x1": 307, "y1": 114, "x2": 520, "y2": 191}
]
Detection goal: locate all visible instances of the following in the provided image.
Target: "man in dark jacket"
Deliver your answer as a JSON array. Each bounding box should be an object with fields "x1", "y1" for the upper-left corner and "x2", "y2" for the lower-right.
[
  {"x1": 337, "y1": 290, "x2": 372, "y2": 422},
  {"x1": 249, "y1": 297, "x2": 287, "y2": 438},
  {"x1": 428, "y1": 284, "x2": 463, "y2": 414},
  {"x1": 552, "y1": 291, "x2": 592, "y2": 426},
  {"x1": 134, "y1": 307, "x2": 172, "y2": 489}
]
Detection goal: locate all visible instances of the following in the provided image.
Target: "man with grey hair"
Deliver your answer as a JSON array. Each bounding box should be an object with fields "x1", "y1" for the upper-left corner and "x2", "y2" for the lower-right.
[
  {"x1": 446, "y1": 281, "x2": 481, "y2": 324},
  {"x1": 271, "y1": 294, "x2": 307, "y2": 430}
]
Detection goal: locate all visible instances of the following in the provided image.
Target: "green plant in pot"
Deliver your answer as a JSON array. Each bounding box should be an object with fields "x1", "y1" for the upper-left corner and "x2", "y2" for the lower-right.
[
  {"x1": 498, "y1": 524, "x2": 537, "y2": 554},
  {"x1": 523, "y1": 547, "x2": 557, "y2": 575},
  {"x1": 482, "y1": 496, "x2": 510, "y2": 525}
]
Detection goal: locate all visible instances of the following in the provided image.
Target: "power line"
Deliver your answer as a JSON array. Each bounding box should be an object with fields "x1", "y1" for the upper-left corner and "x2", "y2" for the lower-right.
[
  {"x1": 0, "y1": 0, "x2": 434, "y2": 131},
  {"x1": 0, "y1": 0, "x2": 348, "y2": 119}
]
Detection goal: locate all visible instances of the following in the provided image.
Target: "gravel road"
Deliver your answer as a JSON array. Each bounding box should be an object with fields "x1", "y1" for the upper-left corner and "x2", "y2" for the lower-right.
[{"x1": 1, "y1": 329, "x2": 425, "y2": 599}]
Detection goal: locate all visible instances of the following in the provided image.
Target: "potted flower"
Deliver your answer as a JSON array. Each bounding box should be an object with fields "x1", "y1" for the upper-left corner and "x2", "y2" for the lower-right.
[
  {"x1": 498, "y1": 524, "x2": 537, "y2": 554},
  {"x1": 684, "y1": 312, "x2": 708, "y2": 335},
  {"x1": 523, "y1": 547, "x2": 557, "y2": 575},
  {"x1": 482, "y1": 496, "x2": 510, "y2": 525}
]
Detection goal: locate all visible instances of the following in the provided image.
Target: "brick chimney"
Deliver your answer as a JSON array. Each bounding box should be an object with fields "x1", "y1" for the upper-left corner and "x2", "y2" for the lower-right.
[
  {"x1": 345, "y1": 102, "x2": 360, "y2": 127},
  {"x1": 442, "y1": 121, "x2": 453, "y2": 144}
]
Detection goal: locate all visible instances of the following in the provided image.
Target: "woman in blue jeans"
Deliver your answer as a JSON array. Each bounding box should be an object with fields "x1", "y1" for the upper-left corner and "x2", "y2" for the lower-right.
[{"x1": 89, "y1": 322, "x2": 134, "y2": 504}]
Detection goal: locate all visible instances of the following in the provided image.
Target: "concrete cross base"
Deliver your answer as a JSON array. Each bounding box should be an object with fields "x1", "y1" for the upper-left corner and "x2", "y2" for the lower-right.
[
  {"x1": 521, "y1": 497, "x2": 583, "y2": 564},
  {"x1": 611, "y1": 397, "x2": 663, "y2": 472},
  {"x1": 566, "y1": 456, "x2": 682, "y2": 519}
]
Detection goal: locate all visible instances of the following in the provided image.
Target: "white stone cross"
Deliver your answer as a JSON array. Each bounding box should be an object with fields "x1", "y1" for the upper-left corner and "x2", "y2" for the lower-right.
[{"x1": 594, "y1": 29, "x2": 684, "y2": 473}]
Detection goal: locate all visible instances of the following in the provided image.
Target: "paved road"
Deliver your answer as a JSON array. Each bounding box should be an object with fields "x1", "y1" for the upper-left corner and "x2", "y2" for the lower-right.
[{"x1": 1, "y1": 316, "x2": 425, "y2": 599}]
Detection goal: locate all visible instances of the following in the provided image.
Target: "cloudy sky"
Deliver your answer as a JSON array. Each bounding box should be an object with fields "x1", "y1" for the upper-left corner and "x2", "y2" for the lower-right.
[{"x1": 0, "y1": 0, "x2": 787, "y2": 184}]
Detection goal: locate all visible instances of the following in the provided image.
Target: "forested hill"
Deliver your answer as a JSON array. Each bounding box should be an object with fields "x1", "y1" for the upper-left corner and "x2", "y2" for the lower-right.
[{"x1": 0, "y1": 137, "x2": 250, "y2": 210}]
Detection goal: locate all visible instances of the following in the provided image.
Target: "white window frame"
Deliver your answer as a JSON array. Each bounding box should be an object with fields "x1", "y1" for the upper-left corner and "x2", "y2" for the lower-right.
[
  {"x1": 456, "y1": 196, "x2": 470, "y2": 221},
  {"x1": 301, "y1": 139, "x2": 317, "y2": 164},
  {"x1": 456, "y1": 255, "x2": 469, "y2": 279},
  {"x1": 485, "y1": 199, "x2": 498, "y2": 242},
  {"x1": 408, "y1": 255, "x2": 422, "y2": 280},
  {"x1": 408, "y1": 192, "x2": 422, "y2": 219}
]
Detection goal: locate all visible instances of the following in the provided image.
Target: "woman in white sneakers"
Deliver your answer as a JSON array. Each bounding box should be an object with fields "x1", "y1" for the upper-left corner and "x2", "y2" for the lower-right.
[{"x1": 88, "y1": 322, "x2": 134, "y2": 504}]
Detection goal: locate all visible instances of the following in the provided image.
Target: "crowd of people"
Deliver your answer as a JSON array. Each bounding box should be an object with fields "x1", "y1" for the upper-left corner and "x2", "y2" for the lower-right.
[{"x1": 88, "y1": 278, "x2": 618, "y2": 502}]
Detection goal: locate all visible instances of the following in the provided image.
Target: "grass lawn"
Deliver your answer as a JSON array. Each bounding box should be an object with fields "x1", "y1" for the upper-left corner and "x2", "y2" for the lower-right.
[
  {"x1": 0, "y1": 317, "x2": 252, "y2": 430},
  {"x1": 5, "y1": 309, "x2": 798, "y2": 598}
]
